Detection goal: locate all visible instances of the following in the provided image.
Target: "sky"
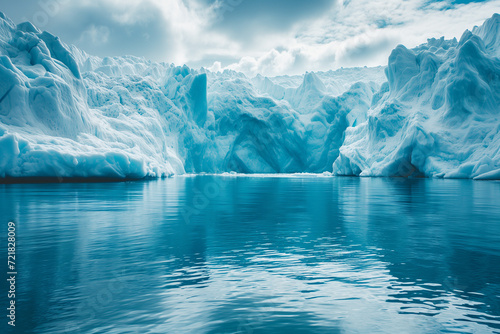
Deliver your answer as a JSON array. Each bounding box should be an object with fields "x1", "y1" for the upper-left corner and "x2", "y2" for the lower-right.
[{"x1": 1, "y1": 0, "x2": 499, "y2": 76}]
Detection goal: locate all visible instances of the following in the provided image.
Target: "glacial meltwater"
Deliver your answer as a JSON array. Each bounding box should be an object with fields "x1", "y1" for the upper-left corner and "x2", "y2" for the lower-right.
[{"x1": 1, "y1": 176, "x2": 500, "y2": 334}]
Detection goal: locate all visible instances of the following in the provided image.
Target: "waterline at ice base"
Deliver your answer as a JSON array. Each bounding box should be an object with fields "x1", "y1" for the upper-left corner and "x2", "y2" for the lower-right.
[{"x1": 0, "y1": 12, "x2": 499, "y2": 181}]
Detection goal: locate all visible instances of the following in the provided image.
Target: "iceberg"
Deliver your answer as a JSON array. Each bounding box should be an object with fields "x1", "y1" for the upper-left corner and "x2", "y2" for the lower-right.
[
  {"x1": 332, "y1": 14, "x2": 500, "y2": 179},
  {"x1": 0, "y1": 11, "x2": 498, "y2": 180},
  {"x1": 0, "y1": 13, "x2": 183, "y2": 179}
]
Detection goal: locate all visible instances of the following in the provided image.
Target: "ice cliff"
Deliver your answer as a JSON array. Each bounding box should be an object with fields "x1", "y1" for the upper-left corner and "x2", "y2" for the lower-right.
[
  {"x1": 333, "y1": 13, "x2": 500, "y2": 180},
  {"x1": 0, "y1": 11, "x2": 498, "y2": 180}
]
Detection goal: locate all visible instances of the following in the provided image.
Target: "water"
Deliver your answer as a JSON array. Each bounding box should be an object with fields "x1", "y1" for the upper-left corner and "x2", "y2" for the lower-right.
[{"x1": 1, "y1": 176, "x2": 500, "y2": 334}]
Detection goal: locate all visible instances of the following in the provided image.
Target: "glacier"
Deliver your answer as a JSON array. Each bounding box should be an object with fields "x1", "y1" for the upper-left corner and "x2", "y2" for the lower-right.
[
  {"x1": 333, "y1": 14, "x2": 500, "y2": 180},
  {"x1": 0, "y1": 11, "x2": 499, "y2": 180}
]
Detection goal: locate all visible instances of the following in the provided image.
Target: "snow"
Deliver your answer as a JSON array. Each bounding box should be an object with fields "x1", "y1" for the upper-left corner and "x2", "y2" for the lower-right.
[{"x1": 0, "y1": 11, "x2": 499, "y2": 180}]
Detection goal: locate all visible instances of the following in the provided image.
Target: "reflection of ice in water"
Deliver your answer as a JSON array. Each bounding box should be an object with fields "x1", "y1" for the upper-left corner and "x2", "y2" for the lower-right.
[
  {"x1": 1, "y1": 176, "x2": 499, "y2": 333},
  {"x1": 156, "y1": 245, "x2": 499, "y2": 333}
]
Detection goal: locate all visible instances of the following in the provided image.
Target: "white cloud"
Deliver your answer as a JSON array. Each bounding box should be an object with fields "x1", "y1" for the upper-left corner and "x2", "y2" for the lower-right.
[
  {"x1": 115, "y1": 0, "x2": 239, "y2": 64},
  {"x1": 207, "y1": 61, "x2": 223, "y2": 72},
  {"x1": 211, "y1": 0, "x2": 500, "y2": 76},
  {"x1": 226, "y1": 49, "x2": 297, "y2": 76},
  {"x1": 12, "y1": 0, "x2": 500, "y2": 75},
  {"x1": 79, "y1": 25, "x2": 110, "y2": 45}
]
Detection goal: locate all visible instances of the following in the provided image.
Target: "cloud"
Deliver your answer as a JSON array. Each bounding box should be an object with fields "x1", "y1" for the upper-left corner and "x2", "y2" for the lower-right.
[
  {"x1": 225, "y1": 49, "x2": 298, "y2": 76},
  {"x1": 208, "y1": 0, "x2": 337, "y2": 37},
  {"x1": 79, "y1": 25, "x2": 110, "y2": 46},
  {"x1": 14, "y1": 0, "x2": 175, "y2": 61},
  {"x1": 65, "y1": 0, "x2": 237, "y2": 64},
  {"x1": 2, "y1": 0, "x2": 499, "y2": 75},
  {"x1": 207, "y1": 61, "x2": 223, "y2": 72},
  {"x1": 213, "y1": 0, "x2": 500, "y2": 76},
  {"x1": 3, "y1": 0, "x2": 234, "y2": 63}
]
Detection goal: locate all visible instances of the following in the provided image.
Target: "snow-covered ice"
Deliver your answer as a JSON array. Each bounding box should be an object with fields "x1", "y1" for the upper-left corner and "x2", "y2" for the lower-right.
[
  {"x1": 333, "y1": 13, "x2": 500, "y2": 179},
  {"x1": 0, "y1": 11, "x2": 499, "y2": 179}
]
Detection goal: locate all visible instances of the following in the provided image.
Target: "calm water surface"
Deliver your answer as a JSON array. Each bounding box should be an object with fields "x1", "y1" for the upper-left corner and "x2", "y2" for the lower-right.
[{"x1": 1, "y1": 176, "x2": 500, "y2": 334}]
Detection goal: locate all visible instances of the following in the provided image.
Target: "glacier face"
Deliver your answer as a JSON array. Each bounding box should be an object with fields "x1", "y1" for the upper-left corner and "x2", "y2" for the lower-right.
[
  {"x1": 0, "y1": 14, "x2": 183, "y2": 179},
  {"x1": 0, "y1": 11, "x2": 499, "y2": 179},
  {"x1": 333, "y1": 14, "x2": 500, "y2": 180}
]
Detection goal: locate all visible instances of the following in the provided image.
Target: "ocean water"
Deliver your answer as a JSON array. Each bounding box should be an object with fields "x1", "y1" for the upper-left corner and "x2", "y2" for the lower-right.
[{"x1": 1, "y1": 175, "x2": 500, "y2": 334}]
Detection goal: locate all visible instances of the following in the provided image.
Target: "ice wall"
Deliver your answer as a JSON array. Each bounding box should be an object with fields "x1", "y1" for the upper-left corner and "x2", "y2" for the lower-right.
[
  {"x1": 332, "y1": 14, "x2": 500, "y2": 179},
  {"x1": 0, "y1": 11, "x2": 499, "y2": 180},
  {"x1": 0, "y1": 14, "x2": 183, "y2": 178}
]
